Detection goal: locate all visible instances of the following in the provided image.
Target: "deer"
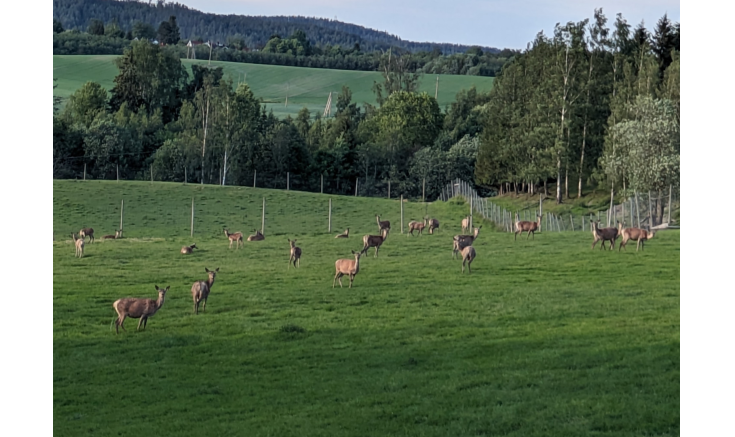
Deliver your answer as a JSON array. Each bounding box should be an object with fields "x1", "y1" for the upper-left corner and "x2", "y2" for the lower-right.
[
  {"x1": 408, "y1": 217, "x2": 428, "y2": 236},
  {"x1": 461, "y1": 216, "x2": 471, "y2": 234},
  {"x1": 376, "y1": 215, "x2": 391, "y2": 233},
  {"x1": 335, "y1": 228, "x2": 350, "y2": 238},
  {"x1": 191, "y1": 267, "x2": 219, "y2": 315},
  {"x1": 288, "y1": 239, "x2": 301, "y2": 268},
  {"x1": 428, "y1": 218, "x2": 440, "y2": 234},
  {"x1": 181, "y1": 244, "x2": 197, "y2": 254},
  {"x1": 591, "y1": 221, "x2": 620, "y2": 250},
  {"x1": 247, "y1": 229, "x2": 264, "y2": 241},
  {"x1": 71, "y1": 233, "x2": 84, "y2": 258},
  {"x1": 224, "y1": 228, "x2": 244, "y2": 249},
  {"x1": 362, "y1": 228, "x2": 389, "y2": 257},
  {"x1": 618, "y1": 227, "x2": 656, "y2": 252},
  {"x1": 461, "y1": 245, "x2": 476, "y2": 274},
  {"x1": 452, "y1": 226, "x2": 482, "y2": 259},
  {"x1": 514, "y1": 215, "x2": 542, "y2": 241},
  {"x1": 79, "y1": 227, "x2": 94, "y2": 243},
  {"x1": 333, "y1": 250, "x2": 362, "y2": 288},
  {"x1": 112, "y1": 285, "x2": 169, "y2": 334},
  {"x1": 103, "y1": 230, "x2": 122, "y2": 240}
]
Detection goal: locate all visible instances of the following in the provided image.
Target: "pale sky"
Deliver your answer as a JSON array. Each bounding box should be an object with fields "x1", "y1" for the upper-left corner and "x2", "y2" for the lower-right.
[{"x1": 174, "y1": 0, "x2": 681, "y2": 50}]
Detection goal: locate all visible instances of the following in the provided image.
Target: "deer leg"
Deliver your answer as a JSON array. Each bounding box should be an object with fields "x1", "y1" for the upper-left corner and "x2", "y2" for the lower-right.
[
  {"x1": 636, "y1": 239, "x2": 641, "y2": 252},
  {"x1": 349, "y1": 274, "x2": 354, "y2": 289},
  {"x1": 194, "y1": 300, "x2": 199, "y2": 315},
  {"x1": 119, "y1": 316, "x2": 127, "y2": 332},
  {"x1": 374, "y1": 246, "x2": 378, "y2": 258},
  {"x1": 333, "y1": 272, "x2": 339, "y2": 288},
  {"x1": 468, "y1": 261, "x2": 472, "y2": 274},
  {"x1": 202, "y1": 298, "x2": 207, "y2": 312}
]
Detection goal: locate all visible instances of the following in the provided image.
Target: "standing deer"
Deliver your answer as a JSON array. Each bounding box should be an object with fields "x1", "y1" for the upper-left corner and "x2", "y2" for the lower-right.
[
  {"x1": 335, "y1": 228, "x2": 350, "y2": 238},
  {"x1": 181, "y1": 244, "x2": 197, "y2": 254},
  {"x1": 591, "y1": 221, "x2": 620, "y2": 250},
  {"x1": 376, "y1": 215, "x2": 391, "y2": 232},
  {"x1": 71, "y1": 233, "x2": 84, "y2": 258},
  {"x1": 103, "y1": 230, "x2": 122, "y2": 240},
  {"x1": 618, "y1": 227, "x2": 656, "y2": 252},
  {"x1": 247, "y1": 229, "x2": 264, "y2": 241},
  {"x1": 79, "y1": 228, "x2": 94, "y2": 243},
  {"x1": 362, "y1": 228, "x2": 389, "y2": 257},
  {"x1": 428, "y1": 218, "x2": 440, "y2": 234},
  {"x1": 461, "y1": 245, "x2": 476, "y2": 274},
  {"x1": 333, "y1": 250, "x2": 362, "y2": 288},
  {"x1": 112, "y1": 285, "x2": 169, "y2": 334},
  {"x1": 514, "y1": 216, "x2": 542, "y2": 241},
  {"x1": 224, "y1": 228, "x2": 244, "y2": 249},
  {"x1": 452, "y1": 226, "x2": 481, "y2": 259},
  {"x1": 191, "y1": 267, "x2": 219, "y2": 315},
  {"x1": 288, "y1": 239, "x2": 302, "y2": 268},
  {"x1": 461, "y1": 216, "x2": 471, "y2": 233},
  {"x1": 408, "y1": 217, "x2": 428, "y2": 236}
]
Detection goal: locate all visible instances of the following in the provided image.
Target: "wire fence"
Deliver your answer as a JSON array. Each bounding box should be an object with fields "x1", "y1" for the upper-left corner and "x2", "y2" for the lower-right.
[{"x1": 441, "y1": 178, "x2": 680, "y2": 233}]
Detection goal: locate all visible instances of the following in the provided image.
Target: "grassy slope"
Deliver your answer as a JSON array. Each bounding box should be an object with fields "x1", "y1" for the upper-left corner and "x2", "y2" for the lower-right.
[
  {"x1": 52, "y1": 55, "x2": 494, "y2": 118},
  {"x1": 53, "y1": 180, "x2": 679, "y2": 436}
]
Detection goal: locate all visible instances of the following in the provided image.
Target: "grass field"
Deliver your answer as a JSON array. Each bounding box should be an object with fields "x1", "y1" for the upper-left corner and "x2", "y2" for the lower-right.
[
  {"x1": 53, "y1": 55, "x2": 495, "y2": 118},
  {"x1": 53, "y1": 180, "x2": 679, "y2": 436}
]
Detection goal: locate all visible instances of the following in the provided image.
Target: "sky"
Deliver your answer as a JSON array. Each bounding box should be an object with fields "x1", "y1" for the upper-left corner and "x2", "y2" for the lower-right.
[{"x1": 173, "y1": 0, "x2": 680, "y2": 50}]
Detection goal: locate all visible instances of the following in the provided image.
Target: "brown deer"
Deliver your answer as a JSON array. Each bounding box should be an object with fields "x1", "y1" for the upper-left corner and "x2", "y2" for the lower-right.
[
  {"x1": 79, "y1": 227, "x2": 94, "y2": 243},
  {"x1": 335, "y1": 228, "x2": 350, "y2": 238},
  {"x1": 71, "y1": 233, "x2": 84, "y2": 258},
  {"x1": 362, "y1": 228, "x2": 389, "y2": 257},
  {"x1": 591, "y1": 221, "x2": 620, "y2": 250},
  {"x1": 428, "y1": 218, "x2": 440, "y2": 234},
  {"x1": 103, "y1": 230, "x2": 122, "y2": 240},
  {"x1": 461, "y1": 216, "x2": 471, "y2": 233},
  {"x1": 618, "y1": 227, "x2": 656, "y2": 252},
  {"x1": 181, "y1": 244, "x2": 197, "y2": 254},
  {"x1": 191, "y1": 267, "x2": 219, "y2": 315},
  {"x1": 112, "y1": 285, "x2": 169, "y2": 334},
  {"x1": 514, "y1": 216, "x2": 542, "y2": 241},
  {"x1": 288, "y1": 239, "x2": 301, "y2": 268},
  {"x1": 461, "y1": 245, "x2": 476, "y2": 274},
  {"x1": 247, "y1": 229, "x2": 264, "y2": 241},
  {"x1": 408, "y1": 217, "x2": 428, "y2": 236},
  {"x1": 224, "y1": 228, "x2": 244, "y2": 249},
  {"x1": 376, "y1": 215, "x2": 391, "y2": 232},
  {"x1": 333, "y1": 250, "x2": 362, "y2": 288},
  {"x1": 452, "y1": 226, "x2": 481, "y2": 259}
]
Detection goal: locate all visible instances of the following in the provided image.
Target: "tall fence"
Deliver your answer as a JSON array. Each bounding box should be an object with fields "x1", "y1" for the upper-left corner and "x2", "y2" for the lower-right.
[{"x1": 440, "y1": 178, "x2": 679, "y2": 233}]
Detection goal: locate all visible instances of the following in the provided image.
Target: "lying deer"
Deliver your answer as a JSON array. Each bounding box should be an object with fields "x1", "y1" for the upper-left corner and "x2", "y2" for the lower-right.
[
  {"x1": 191, "y1": 267, "x2": 219, "y2": 315},
  {"x1": 591, "y1": 221, "x2": 619, "y2": 250},
  {"x1": 247, "y1": 229, "x2": 264, "y2": 241},
  {"x1": 71, "y1": 233, "x2": 84, "y2": 258},
  {"x1": 408, "y1": 218, "x2": 428, "y2": 236},
  {"x1": 618, "y1": 227, "x2": 656, "y2": 252},
  {"x1": 224, "y1": 228, "x2": 244, "y2": 249},
  {"x1": 376, "y1": 215, "x2": 391, "y2": 232},
  {"x1": 461, "y1": 216, "x2": 471, "y2": 233},
  {"x1": 453, "y1": 226, "x2": 481, "y2": 259},
  {"x1": 335, "y1": 228, "x2": 350, "y2": 239},
  {"x1": 362, "y1": 228, "x2": 389, "y2": 257},
  {"x1": 288, "y1": 239, "x2": 301, "y2": 268},
  {"x1": 333, "y1": 250, "x2": 362, "y2": 288},
  {"x1": 461, "y1": 245, "x2": 476, "y2": 274},
  {"x1": 79, "y1": 227, "x2": 94, "y2": 243},
  {"x1": 514, "y1": 216, "x2": 542, "y2": 241},
  {"x1": 181, "y1": 244, "x2": 197, "y2": 254},
  {"x1": 428, "y1": 218, "x2": 440, "y2": 234},
  {"x1": 112, "y1": 285, "x2": 169, "y2": 334},
  {"x1": 103, "y1": 230, "x2": 122, "y2": 240}
]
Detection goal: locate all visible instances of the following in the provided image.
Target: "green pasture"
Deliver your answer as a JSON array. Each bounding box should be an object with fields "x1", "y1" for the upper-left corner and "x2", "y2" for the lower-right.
[
  {"x1": 53, "y1": 180, "x2": 679, "y2": 436},
  {"x1": 53, "y1": 55, "x2": 495, "y2": 118}
]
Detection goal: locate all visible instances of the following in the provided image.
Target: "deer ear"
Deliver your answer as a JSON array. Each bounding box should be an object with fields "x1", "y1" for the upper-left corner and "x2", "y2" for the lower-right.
[
  {"x1": 205, "y1": 267, "x2": 210, "y2": 272},
  {"x1": 215, "y1": 268, "x2": 220, "y2": 272},
  {"x1": 165, "y1": 286, "x2": 170, "y2": 291},
  {"x1": 155, "y1": 285, "x2": 159, "y2": 290}
]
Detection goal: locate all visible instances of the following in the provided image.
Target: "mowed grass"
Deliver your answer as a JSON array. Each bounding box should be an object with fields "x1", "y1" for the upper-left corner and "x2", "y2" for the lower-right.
[
  {"x1": 53, "y1": 180, "x2": 679, "y2": 436},
  {"x1": 52, "y1": 55, "x2": 495, "y2": 118}
]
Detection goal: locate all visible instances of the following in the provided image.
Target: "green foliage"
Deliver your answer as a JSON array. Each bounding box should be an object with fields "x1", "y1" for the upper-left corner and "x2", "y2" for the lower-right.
[
  {"x1": 132, "y1": 21, "x2": 157, "y2": 40},
  {"x1": 53, "y1": 18, "x2": 64, "y2": 33},
  {"x1": 63, "y1": 81, "x2": 108, "y2": 127},
  {"x1": 104, "y1": 21, "x2": 124, "y2": 39},
  {"x1": 87, "y1": 18, "x2": 104, "y2": 36},
  {"x1": 262, "y1": 29, "x2": 312, "y2": 56}
]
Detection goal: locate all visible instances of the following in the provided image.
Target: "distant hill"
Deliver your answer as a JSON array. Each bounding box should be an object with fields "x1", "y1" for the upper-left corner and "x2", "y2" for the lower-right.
[{"x1": 52, "y1": 0, "x2": 501, "y2": 54}]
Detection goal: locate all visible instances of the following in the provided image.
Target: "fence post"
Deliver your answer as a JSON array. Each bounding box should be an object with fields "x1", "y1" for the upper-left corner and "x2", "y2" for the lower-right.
[
  {"x1": 185, "y1": 167, "x2": 187, "y2": 185},
  {"x1": 83, "y1": 163, "x2": 86, "y2": 181},
  {"x1": 388, "y1": 179, "x2": 391, "y2": 199},
  {"x1": 287, "y1": 172, "x2": 290, "y2": 191},
  {"x1": 400, "y1": 195, "x2": 404, "y2": 234},
  {"x1": 570, "y1": 215, "x2": 574, "y2": 231},
  {"x1": 328, "y1": 198, "x2": 332, "y2": 233},
  {"x1": 355, "y1": 179, "x2": 358, "y2": 197},
  {"x1": 120, "y1": 199, "x2": 124, "y2": 237},
  {"x1": 261, "y1": 197, "x2": 266, "y2": 235},
  {"x1": 151, "y1": 165, "x2": 153, "y2": 184},
  {"x1": 668, "y1": 184, "x2": 672, "y2": 224},
  {"x1": 190, "y1": 198, "x2": 194, "y2": 237},
  {"x1": 253, "y1": 170, "x2": 256, "y2": 188},
  {"x1": 648, "y1": 190, "x2": 653, "y2": 228},
  {"x1": 117, "y1": 164, "x2": 119, "y2": 182},
  {"x1": 321, "y1": 174, "x2": 324, "y2": 194},
  {"x1": 469, "y1": 196, "x2": 473, "y2": 230},
  {"x1": 635, "y1": 191, "x2": 641, "y2": 228}
]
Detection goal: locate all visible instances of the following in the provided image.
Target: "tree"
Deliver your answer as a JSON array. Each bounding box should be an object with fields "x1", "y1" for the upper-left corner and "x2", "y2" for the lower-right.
[
  {"x1": 372, "y1": 49, "x2": 421, "y2": 105},
  {"x1": 64, "y1": 81, "x2": 108, "y2": 127},
  {"x1": 157, "y1": 21, "x2": 172, "y2": 43},
  {"x1": 53, "y1": 19, "x2": 64, "y2": 34},
  {"x1": 652, "y1": 14, "x2": 677, "y2": 78},
  {"x1": 53, "y1": 78, "x2": 63, "y2": 114},
  {"x1": 132, "y1": 21, "x2": 157, "y2": 40},
  {"x1": 104, "y1": 21, "x2": 125, "y2": 39},
  {"x1": 88, "y1": 19, "x2": 105, "y2": 36},
  {"x1": 167, "y1": 16, "x2": 180, "y2": 44}
]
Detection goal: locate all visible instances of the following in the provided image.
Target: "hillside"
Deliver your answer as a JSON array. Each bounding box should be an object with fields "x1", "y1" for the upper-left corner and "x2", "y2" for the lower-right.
[
  {"x1": 53, "y1": 0, "x2": 500, "y2": 54},
  {"x1": 53, "y1": 55, "x2": 495, "y2": 118}
]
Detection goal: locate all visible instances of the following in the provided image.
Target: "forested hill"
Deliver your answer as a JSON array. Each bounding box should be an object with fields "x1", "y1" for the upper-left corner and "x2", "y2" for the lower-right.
[{"x1": 53, "y1": 0, "x2": 500, "y2": 54}]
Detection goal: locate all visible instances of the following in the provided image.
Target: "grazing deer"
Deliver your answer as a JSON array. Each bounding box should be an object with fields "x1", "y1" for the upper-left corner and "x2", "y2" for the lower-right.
[
  {"x1": 362, "y1": 228, "x2": 389, "y2": 257},
  {"x1": 333, "y1": 250, "x2": 362, "y2": 288},
  {"x1": 103, "y1": 230, "x2": 122, "y2": 240},
  {"x1": 335, "y1": 228, "x2": 350, "y2": 238},
  {"x1": 288, "y1": 239, "x2": 301, "y2": 268},
  {"x1": 428, "y1": 218, "x2": 440, "y2": 234},
  {"x1": 452, "y1": 226, "x2": 482, "y2": 259},
  {"x1": 191, "y1": 267, "x2": 219, "y2": 315},
  {"x1": 591, "y1": 221, "x2": 620, "y2": 250},
  {"x1": 224, "y1": 228, "x2": 244, "y2": 249},
  {"x1": 618, "y1": 227, "x2": 656, "y2": 252},
  {"x1": 461, "y1": 245, "x2": 476, "y2": 274},
  {"x1": 514, "y1": 216, "x2": 542, "y2": 241},
  {"x1": 181, "y1": 244, "x2": 197, "y2": 254},
  {"x1": 79, "y1": 228, "x2": 94, "y2": 243},
  {"x1": 376, "y1": 215, "x2": 391, "y2": 232},
  {"x1": 461, "y1": 216, "x2": 471, "y2": 233},
  {"x1": 71, "y1": 233, "x2": 84, "y2": 258},
  {"x1": 247, "y1": 229, "x2": 264, "y2": 241},
  {"x1": 408, "y1": 217, "x2": 428, "y2": 236},
  {"x1": 112, "y1": 285, "x2": 169, "y2": 334}
]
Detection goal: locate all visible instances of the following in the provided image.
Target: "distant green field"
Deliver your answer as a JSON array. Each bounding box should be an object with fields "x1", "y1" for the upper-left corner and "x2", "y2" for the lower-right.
[
  {"x1": 53, "y1": 180, "x2": 679, "y2": 436},
  {"x1": 53, "y1": 55, "x2": 495, "y2": 118}
]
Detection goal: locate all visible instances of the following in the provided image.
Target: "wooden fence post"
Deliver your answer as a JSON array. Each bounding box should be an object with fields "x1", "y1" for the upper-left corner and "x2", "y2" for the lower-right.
[
  {"x1": 328, "y1": 198, "x2": 332, "y2": 233},
  {"x1": 355, "y1": 179, "x2": 358, "y2": 197},
  {"x1": 400, "y1": 195, "x2": 404, "y2": 234},
  {"x1": 635, "y1": 191, "x2": 641, "y2": 228},
  {"x1": 83, "y1": 163, "x2": 86, "y2": 181},
  {"x1": 253, "y1": 170, "x2": 256, "y2": 188},
  {"x1": 261, "y1": 197, "x2": 266, "y2": 235},
  {"x1": 668, "y1": 184, "x2": 672, "y2": 224},
  {"x1": 570, "y1": 215, "x2": 574, "y2": 231},
  {"x1": 120, "y1": 199, "x2": 124, "y2": 237},
  {"x1": 185, "y1": 167, "x2": 187, "y2": 185},
  {"x1": 287, "y1": 172, "x2": 290, "y2": 191},
  {"x1": 117, "y1": 164, "x2": 119, "y2": 182},
  {"x1": 388, "y1": 180, "x2": 391, "y2": 199},
  {"x1": 648, "y1": 190, "x2": 653, "y2": 228},
  {"x1": 321, "y1": 174, "x2": 324, "y2": 194},
  {"x1": 190, "y1": 198, "x2": 194, "y2": 237}
]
